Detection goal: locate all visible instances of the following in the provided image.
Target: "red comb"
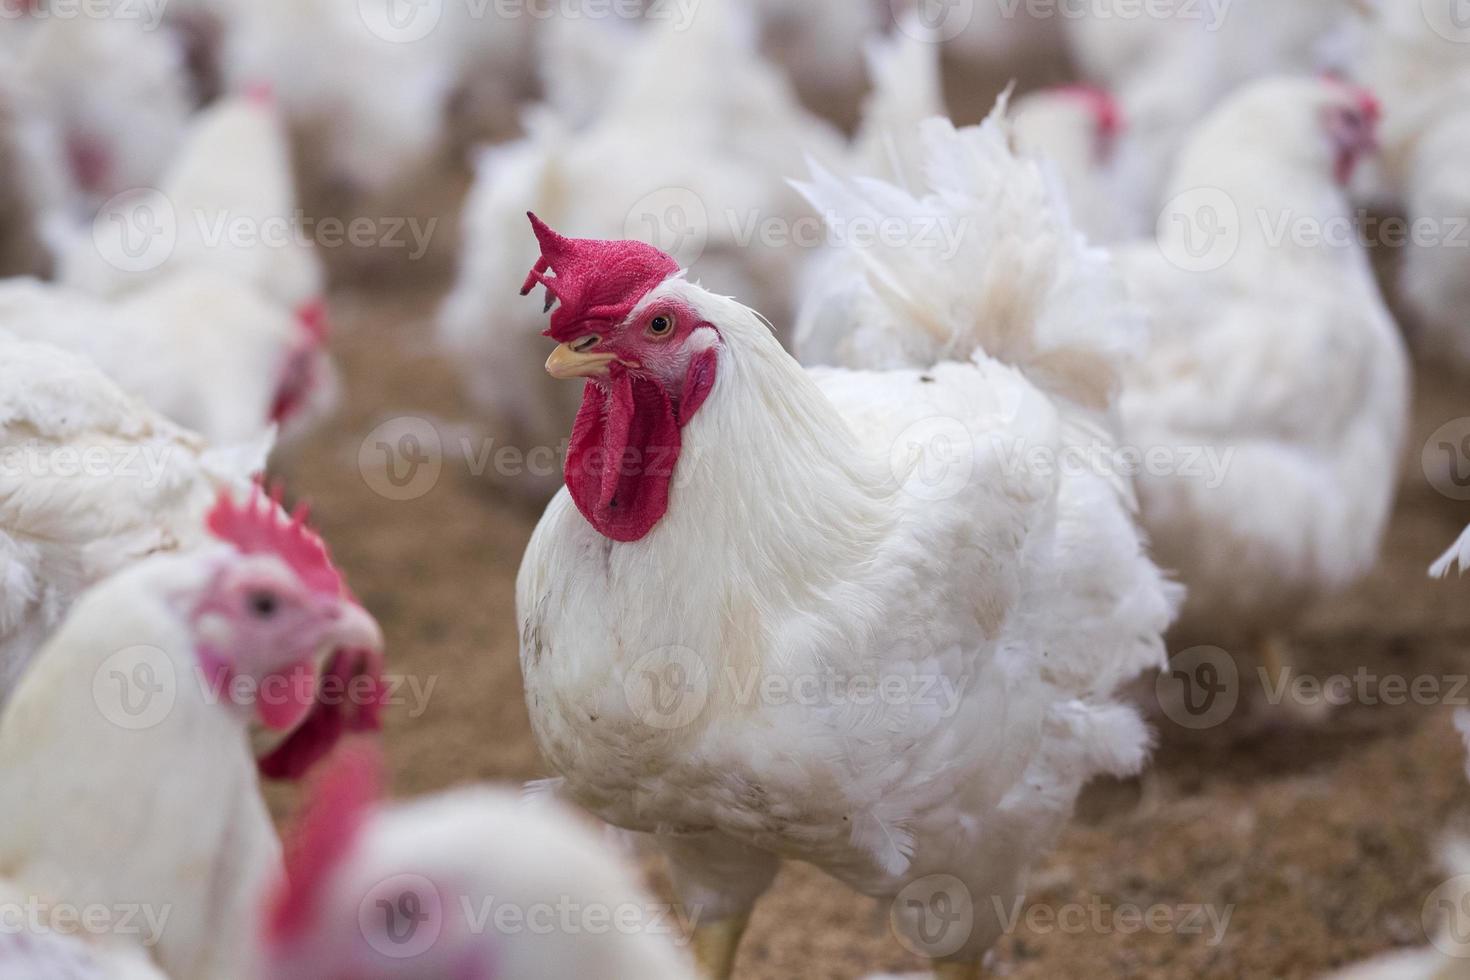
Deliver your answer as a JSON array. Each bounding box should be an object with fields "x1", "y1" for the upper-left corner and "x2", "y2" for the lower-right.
[
  {"x1": 206, "y1": 485, "x2": 343, "y2": 599},
  {"x1": 267, "y1": 738, "x2": 382, "y2": 945},
  {"x1": 1054, "y1": 84, "x2": 1124, "y2": 138},
  {"x1": 1322, "y1": 73, "x2": 1381, "y2": 123},
  {"x1": 295, "y1": 298, "x2": 330, "y2": 345},
  {"x1": 244, "y1": 80, "x2": 276, "y2": 106},
  {"x1": 521, "y1": 213, "x2": 680, "y2": 343}
]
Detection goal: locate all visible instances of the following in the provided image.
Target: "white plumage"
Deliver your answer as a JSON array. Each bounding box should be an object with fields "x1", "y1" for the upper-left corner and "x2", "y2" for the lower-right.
[
  {"x1": 0, "y1": 336, "x2": 265, "y2": 702},
  {"x1": 517, "y1": 109, "x2": 1177, "y2": 972},
  {"x1": 263, "y1": 747, "x2": 696, "y2": 979},
  {"x1": 1115, "y1": 77, "x2": 1409, "y2": 642},
  {"x1": 439, "y1": 0, "x2": 844, "y2": 499}
]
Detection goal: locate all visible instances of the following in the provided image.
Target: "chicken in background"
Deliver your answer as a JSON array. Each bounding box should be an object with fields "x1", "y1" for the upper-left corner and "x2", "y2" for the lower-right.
[
  {"x1": 1114, "y1": 77, "x2": 1409, "y2": 702},
  {"x1": 0, "y1": 336, "x2": 278, "y2": 703},
  {"x1": 1012, "y1": 85, "x2": 1143, "y2": 243},
  {"x1": 515, "y1": 104, "x2": 1177, "y2": 978},
  {"x1": 743, "y1": 0, "x2": 887, "y2": 128},
  {"x1": 848, "y1": 18, "x2": 947, "y2": 187},
  {"x1": 0, "y1": 58, "x2": 58, "y2": 278},
  {"x1": 35, "y1": 91, "x2": 339, "y2": 446},
  {"x1": 0, "y1": 488, "x2": 384, "y2": 979},
  {"x1": 438, "y1": 0, "x2": 845, "y2": 501},
  {"x1": 1354, "y1": 0, "x2": 1470, "y2": 372},
  {"x1": 220, "y1": 0, "x2": 532, "y2": 202},
  {"x1": 6, "y1": 11, "x2": 193, "y2": 234},
  {"x1": 1063, "y1": 0, "x2": 1361, "y2": 225},
  {"x1": 261, "y1": 743, "x2": 696, "y2": 980}
]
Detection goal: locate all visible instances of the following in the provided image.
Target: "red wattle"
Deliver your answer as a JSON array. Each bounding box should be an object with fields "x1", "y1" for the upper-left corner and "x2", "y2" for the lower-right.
[
  {"x1": 257, "y1": 660, "x2": 317, "y2": 732},
  {"x1": 566, "y1": 368, "x2": 681, "y2": 543}
]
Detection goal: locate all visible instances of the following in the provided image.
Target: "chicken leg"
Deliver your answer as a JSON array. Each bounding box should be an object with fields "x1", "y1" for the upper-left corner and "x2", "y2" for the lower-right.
[
  {"x1": 1257, "y1": 633, "x2": 1330, "y2": 723},
  {"x1": 691, "y1": 914, "x2": 749, "y2": 980}
]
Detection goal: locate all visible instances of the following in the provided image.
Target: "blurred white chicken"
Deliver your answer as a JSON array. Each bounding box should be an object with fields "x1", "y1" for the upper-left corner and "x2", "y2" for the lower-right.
[
  {"x1": 261, "y1": 742, "x2": 696, "y2": 980},
  {"x1": 0, "y1": 336, "x2": 268, "y2": 702},
  {"x1": 1012, "y1": 85, "x2": 1142, "y2": 244},
  {"x1": 59, "y1": 90, "x2": 325, "y2": 315},
  {"x1": 1115, "y1": 77, "x2": 1409, "y2": 683},
  {"x1": 33, "y1": 91, "x2": 337, "y2": 445},
  {"x1": 439, "y1": 0, "x2": 844, "y2": 500},
  {"x1": 0, "y1": 487, "x2": 384, "y2": 979},
  {"x1": 515, "y1": 104, "x2": 1177, "y2": 978},
  {"x1": 1355, "y1": 0, "x2": 1470, "y2": 370},
  {"x1": 8, "y1": 11, "x2": 193, "y2": 229},
  {"x1": 220, "y1": 0, "x2": 530, "y2": 198},
  {"x1": 1064, "y1": 0, "x2": 1361, "y2": 223}
]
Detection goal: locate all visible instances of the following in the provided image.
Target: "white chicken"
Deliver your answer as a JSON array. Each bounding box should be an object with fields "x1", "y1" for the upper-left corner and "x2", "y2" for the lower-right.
[
  {"x1": 1114, "y1": 77, "x2": 1409, "y2": 679},
  {"x1": 8, "y1": 11, "x2": 193, "y2": 227},
  {"x1": 1355, "y1": 0, "x2": 1470, "y2": 370},
  {"x1": 1012, "y1": 85, "x2": 1142, "y2": 244},
  {"x1": 59, "y1": 89, "x2": 325, "y2": 316},
  {"x1": 0, "y1": 336, "x2": 269, "y2": 702},
  {"x1": 0, "y1": 274, "x2": 331, "y2": 447},
  {"x1": 0, "y1": 487, "x2": 384, "y2": 980},
  {"x1": 514, "y1": 105, "x2": 1178, "y2": 978},
  {"x1": 438, "y1": 0, "x2": 845, "y2": 500},
  {"x1": 1064, "y1": 0, "x2": 1361, "y2": 223},
  {"x1": 261, "y1": 742, "x2": 696, "y2": 980}
]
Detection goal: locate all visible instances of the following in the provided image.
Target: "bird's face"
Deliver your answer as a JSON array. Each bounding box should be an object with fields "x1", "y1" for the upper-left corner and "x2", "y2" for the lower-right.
[
  {"x1": 1053, "y1": 85, "x2": 1123, "y2": 164},
  {"x1": 1320, "y1": 82, "x2": 1381, "y2": 187},
  {"x1": 191, "y1": 552, "x2": 383, "y2": 744},
  {"x1": 271, "y1": 300, "x2": 330, "y2": 426},
  {"x1": 522, "y1": 217, "x2": 720, "y2": 542}
]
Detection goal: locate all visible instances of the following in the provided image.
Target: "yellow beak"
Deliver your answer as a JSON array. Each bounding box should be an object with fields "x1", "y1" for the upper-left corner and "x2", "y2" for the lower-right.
[{"x1": 546, "y1": 343, "x2": 618, "y2": 380}]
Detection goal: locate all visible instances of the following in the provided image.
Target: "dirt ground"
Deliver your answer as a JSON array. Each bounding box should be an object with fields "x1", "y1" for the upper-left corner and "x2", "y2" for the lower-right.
[
  {"x1": 242, "y1": 44, "x2": 1470, "y2": 974},
  {"x1": 247, "y1": 218, "x2": 1470, "y2": 980}
]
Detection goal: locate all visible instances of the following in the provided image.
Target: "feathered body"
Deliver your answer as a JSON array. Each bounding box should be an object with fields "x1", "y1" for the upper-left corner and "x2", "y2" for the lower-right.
[
  {"x1": 0, "y1": 500, "x2": 384, "y2": 979},
  {"x1": 1115, "y1": 78, "x2": 1409, "y2": 638},
  {"x1": 264, "y1": 747, "x2": 696, "y2": 980},
  {"x1": 0, "y1": 337, "x2": 264, "y2": 701},
  {"x1": 517, "y1": 111, "x2": 1176, "y2": 965},
  {"x1": 439, "y1": 0, "x2": 844, "y2": 499}
]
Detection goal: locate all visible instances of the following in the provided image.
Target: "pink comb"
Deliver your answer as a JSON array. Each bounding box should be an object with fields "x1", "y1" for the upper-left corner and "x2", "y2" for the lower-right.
[
  {"x1": 244, "y1": 81, "x2": 276, "y2": 106},
  {"x1": 267, "y1": 738, "x2": 382, "y2": 945},
  {"x1": 1322, "y1": 72, "x2": 1382, "y2": 124},
  {"x1": 1053, "y1": 84, "x2": 1124, "y2": 139},
  {"x1": 206, "y1": 486, "x2": 344, "y2": 600},
  {"x1": 521, "y1": 213, "x2": 680, "y2": 343},
  {"x1": 295, "y1": 298, "x2": 330, "y2": 345}
]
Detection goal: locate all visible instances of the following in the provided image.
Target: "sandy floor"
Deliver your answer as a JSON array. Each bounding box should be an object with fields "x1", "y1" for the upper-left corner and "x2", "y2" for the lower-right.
[{"x1": 251, "y1": 213, "x2": 1470, "y2": 980}]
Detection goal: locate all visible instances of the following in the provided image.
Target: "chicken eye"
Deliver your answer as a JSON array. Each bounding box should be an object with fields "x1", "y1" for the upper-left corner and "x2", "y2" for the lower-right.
[
  {"x1": 248, "y1": 591, "x2": 279, "y2": 619},
  {"x1": 648, "y1": 314, "x2": 675, "y2": 337}
]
